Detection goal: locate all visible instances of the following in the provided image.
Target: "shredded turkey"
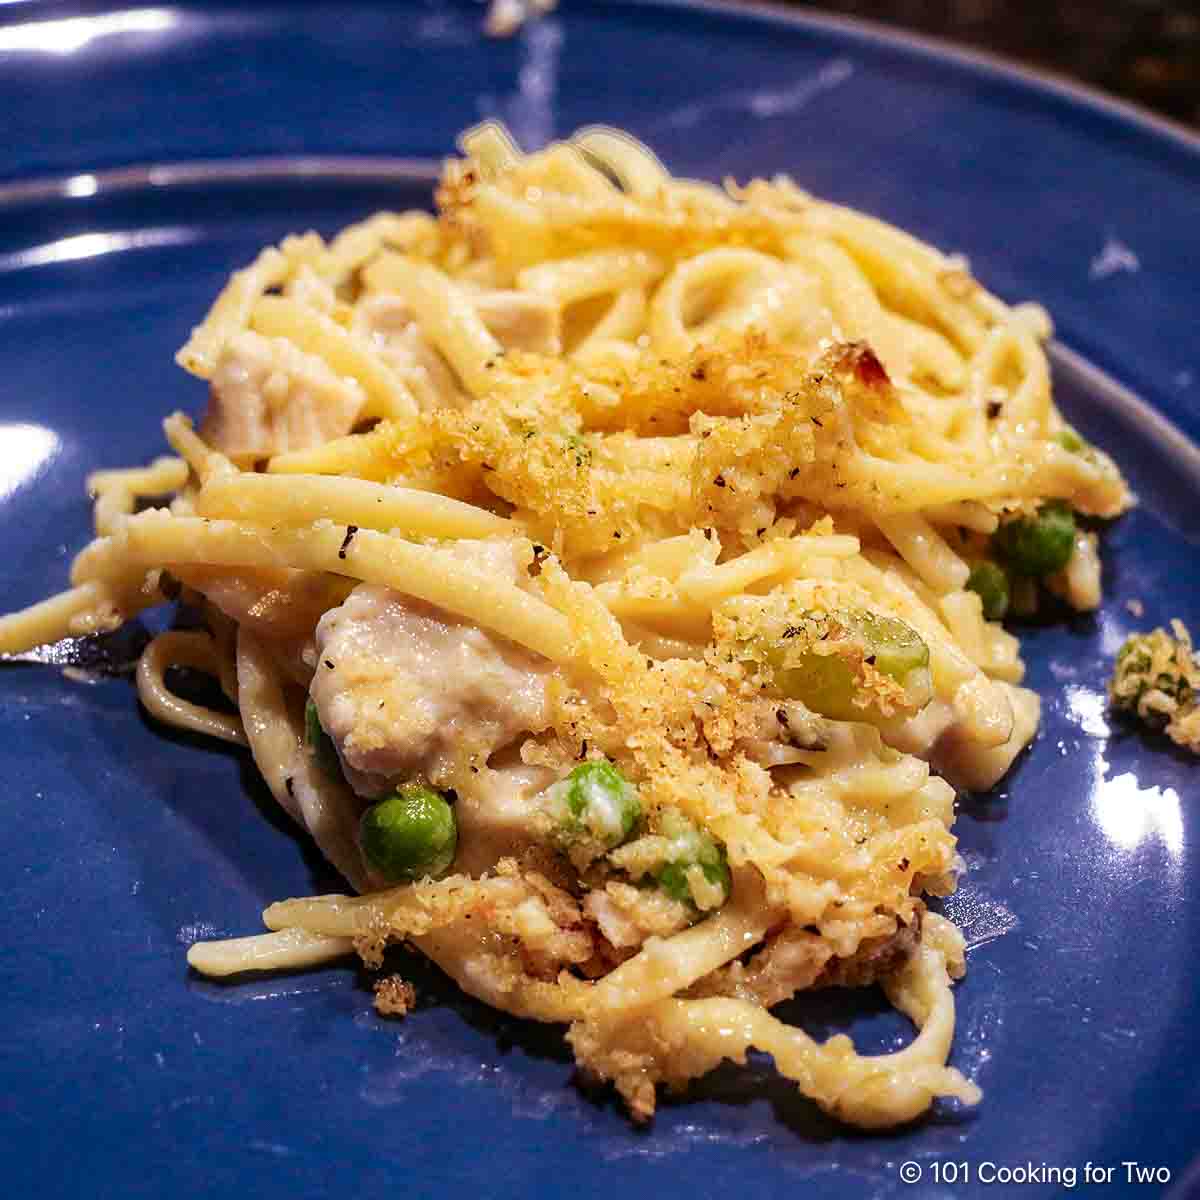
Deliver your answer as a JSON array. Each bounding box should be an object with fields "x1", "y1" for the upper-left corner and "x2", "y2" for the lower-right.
[
  {"x1": 473, "y1": 290, "x2": 562, "y2": 356},
  {"x1": 201, "y1": 330, "x2": 365, "y2": 461},
  {"x1": 356, "y1": 296, "x2": 465, "y2": 412},
  {"x1": 453, "y1": 756, "x2": 558, "y2": 876},
  {"x1": 583, "y1": 881, "x2": 693, "y2": 950},
  {"x1": 173, "y1": 564, "x2": 353, "y2": 640},
  {"x1": 355, "y1": 290, "x2": 561, "y2": 414},
  {"x1": 309, "y1": 542, "x2": 555, "y2": 798}
]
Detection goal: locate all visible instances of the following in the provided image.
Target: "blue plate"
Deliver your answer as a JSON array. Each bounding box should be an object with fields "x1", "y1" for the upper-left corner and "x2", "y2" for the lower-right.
[{"x1": 2, "y1": 3, "x2": 1198, "y2": 1196}]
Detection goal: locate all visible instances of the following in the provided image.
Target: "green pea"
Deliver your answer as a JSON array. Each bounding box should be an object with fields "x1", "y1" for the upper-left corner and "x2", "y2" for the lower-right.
[
  {"x1": 856, "y1": 612, "x2": 930, "y2": 681},
  {"x1": 652, "y1": 808, "x2": 731, "y2": 909},
  {"x1": 547, "y1": 759, "x2": 640, "y2": 850},
  {"x1": 771, "y1": 650, "x2": 860, "y2": 721},
  {"x1": 305, "y1": 698, "x2": 342, "y2": 780},
  {"x1": 360, "y1": 785, "x2": 457, "y2": 881},
  {"x1": 766, "y1": 610, "x2": 931, "y2": 721},
  {"x1": 1055, "y1": 427, "x2": 1087, "y2": 454},
  {"x1": 992, "y1": 501, "x2": 1076, "y2": 577},
  {"x1": 966, "y1": 561, "x2": 1010, "y2": 621}
]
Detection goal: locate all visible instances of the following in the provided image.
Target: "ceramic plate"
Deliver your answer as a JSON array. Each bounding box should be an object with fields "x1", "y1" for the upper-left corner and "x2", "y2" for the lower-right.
[{"x1": 2, "y1": 3, "x2": 1198, "y2": 1196}]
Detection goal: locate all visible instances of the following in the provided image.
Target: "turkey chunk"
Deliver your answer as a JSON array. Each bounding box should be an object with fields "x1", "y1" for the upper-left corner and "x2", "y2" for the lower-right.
[
  {"x1": 201, "y1": 330, "x2": 365, "y2": 461},
  {"x1": 473, "y1": 290, "x2": 561, "y2": 356},
  {"x1": 356, "y1": 290, "x2": 561, "y2": 412},
  {"x1": 454, "y1": 757, "x2": 558, "y2": 876},
  {"x1": 356, "y1": 296, "x2": 464, "y2": 412},
  {"x1": 311, "y1": 554, "x2": 553, "y2": 796}
]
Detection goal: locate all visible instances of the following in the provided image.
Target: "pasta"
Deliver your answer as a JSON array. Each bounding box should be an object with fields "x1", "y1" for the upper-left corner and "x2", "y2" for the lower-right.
[{"x1": 0, "y1": 123, "x2": 1134, "y2": 1130}]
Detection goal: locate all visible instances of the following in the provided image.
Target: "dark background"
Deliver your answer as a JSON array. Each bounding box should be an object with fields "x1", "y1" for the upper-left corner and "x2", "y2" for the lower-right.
[{"x1": 786, "y1": 1, "x2": 1200, "y2": 127}]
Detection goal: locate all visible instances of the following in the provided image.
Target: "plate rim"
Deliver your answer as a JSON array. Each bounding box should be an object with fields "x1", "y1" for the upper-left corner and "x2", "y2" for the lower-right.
[
  {"x1": 0, "y1": 155, "x2": 442, "y2": 208},
  {"x1": 617, "y1": 0, "x2": 1200, "y2": 155},
  {"x1": 0, "y1": 0, "x2": 1196, "y2": 197}
]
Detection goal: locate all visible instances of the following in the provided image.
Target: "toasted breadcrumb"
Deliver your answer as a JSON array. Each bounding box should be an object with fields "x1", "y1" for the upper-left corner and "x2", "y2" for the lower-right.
[
  {"x1": 714, "y1": 597, "x2": 917, "y2": 720},
  {"x1": 355, "y1": 859, "x2": 597, "y2": 978},
  {"x1": 374, "y1": 975, "x2": 417, "y2": 1017},
  {"x1": 530, "y1": 556, "x2": 951, "y2": 949},
  {"x1": 1109, "y1": 620, "x2": 1200, "y2": 754}
]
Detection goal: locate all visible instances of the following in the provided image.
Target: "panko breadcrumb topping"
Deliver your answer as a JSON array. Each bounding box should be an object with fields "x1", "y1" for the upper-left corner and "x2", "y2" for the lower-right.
[
  {"x1": 1109, "y1": 620, "x2": 1200, "y2": 754},
  {"x1": 528, "y1": 556, "x2": 948, "y2": 954},
  {"x1": 374, "y1": 975, "x2": 417, "y2": 1017}
]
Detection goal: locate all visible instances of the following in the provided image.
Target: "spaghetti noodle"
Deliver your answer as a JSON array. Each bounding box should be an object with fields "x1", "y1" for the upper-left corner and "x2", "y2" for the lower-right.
[{"x1": 0, "y1": 123, "x2": 1133, "y2": 1129}]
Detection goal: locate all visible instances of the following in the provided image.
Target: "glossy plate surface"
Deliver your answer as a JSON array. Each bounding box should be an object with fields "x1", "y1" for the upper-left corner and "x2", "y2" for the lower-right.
[{"x1": 1, "y1": 3, "x2": 1198, "y2": 1196}]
